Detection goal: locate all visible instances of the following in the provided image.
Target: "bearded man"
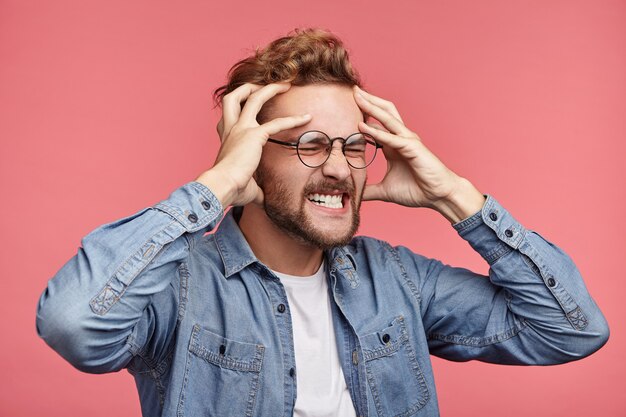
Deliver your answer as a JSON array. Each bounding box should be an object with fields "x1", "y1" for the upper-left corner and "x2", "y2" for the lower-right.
[{"x1": 36, "y1": 28, "x2": 609, "y2": 417}]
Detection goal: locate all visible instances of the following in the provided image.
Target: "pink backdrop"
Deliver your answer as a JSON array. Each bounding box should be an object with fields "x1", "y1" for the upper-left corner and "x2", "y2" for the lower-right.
[{"x1": 1, "y1": 1, "x2": 624, "y2": 416}]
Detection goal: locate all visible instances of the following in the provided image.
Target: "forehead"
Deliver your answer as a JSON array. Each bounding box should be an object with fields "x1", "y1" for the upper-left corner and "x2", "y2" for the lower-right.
[{"x1": 266, "y1": 84, "x2": 363, "y2": 136}]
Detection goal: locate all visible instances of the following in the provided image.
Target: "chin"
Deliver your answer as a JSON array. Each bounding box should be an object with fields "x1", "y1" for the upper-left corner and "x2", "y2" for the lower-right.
[{"x1": 301, "y1": 214, "x2": 359, "y2": 250}]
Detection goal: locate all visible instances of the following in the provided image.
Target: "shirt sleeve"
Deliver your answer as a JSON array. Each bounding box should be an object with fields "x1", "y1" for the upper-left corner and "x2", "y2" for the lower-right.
[
  {"x1": 35, "y1": 181, "x2": 223, "y2": 373},
  {"x1": 397, "y1": 194, "x2": 609, "y2": 365}
]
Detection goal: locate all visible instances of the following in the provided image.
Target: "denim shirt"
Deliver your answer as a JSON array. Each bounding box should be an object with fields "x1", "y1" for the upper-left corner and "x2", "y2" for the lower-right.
[{"x1": 36, "y1": 181, "x2": 609, "y2": 417}]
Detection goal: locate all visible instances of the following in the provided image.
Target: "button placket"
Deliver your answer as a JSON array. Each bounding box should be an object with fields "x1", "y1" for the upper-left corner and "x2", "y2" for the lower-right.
[{"x1": 352, "y1": 350, "x2": 359, "y2": 365}]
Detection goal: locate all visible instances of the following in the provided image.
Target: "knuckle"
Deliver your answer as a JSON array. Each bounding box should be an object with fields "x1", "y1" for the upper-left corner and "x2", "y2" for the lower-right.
[
  {"x1": 246, "y1": 92, "x2": 263, "y2": 105},
  {"x1": 222, "y1": 92, "x2": 237, "y2": 105},
  {"x1": 241, "y1": 82, "x2": 260, "y2": 89},
  {"x1": 229, "y1": 124, "x2": 243, "y2": 136},
  {"x1": 225, "y1": 83, "x2": 258, "y2": 101},
  {"x1": 251, "y1": 126, "x2": 269, "y2": 139}
]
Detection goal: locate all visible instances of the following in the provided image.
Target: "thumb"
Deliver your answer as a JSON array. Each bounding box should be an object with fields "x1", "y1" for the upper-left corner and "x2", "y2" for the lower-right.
[
  {"x1": 362, "y1": 183, "x2": 387, "y2": 202},
  {"x1": 252, "y1": 184, "x2": 265, "y2": 207}
]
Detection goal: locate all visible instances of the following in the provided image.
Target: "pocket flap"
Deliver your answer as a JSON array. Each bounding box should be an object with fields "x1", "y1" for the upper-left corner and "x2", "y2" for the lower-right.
[
  {"x1": 360, "y1": 316, "x2": 408, "y2": 361},
  {"x1": 189, "y1": 324, "x2": 264, "y2": 372}
]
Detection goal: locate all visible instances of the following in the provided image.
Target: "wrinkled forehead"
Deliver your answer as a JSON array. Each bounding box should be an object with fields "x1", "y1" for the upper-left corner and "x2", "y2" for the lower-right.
[{"x1": 260, "y1": 84, "x2": 365, "y2": 135}]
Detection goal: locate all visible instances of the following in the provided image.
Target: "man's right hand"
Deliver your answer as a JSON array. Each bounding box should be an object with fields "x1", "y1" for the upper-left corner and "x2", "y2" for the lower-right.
[{"x1": 194, "y1": 83, "x2": 311, "y2": 208}]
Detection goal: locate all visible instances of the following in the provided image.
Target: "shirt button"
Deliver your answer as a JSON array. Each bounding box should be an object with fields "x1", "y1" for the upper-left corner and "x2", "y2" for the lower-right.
[
  {"x1": 188, "y1": 213, "x2": 198, "y2": 223},
  {"x1": 382, "y1": 333, "x2": 391, "y2": 344},
  {"x1": 505, "y1": 229, "x2": 513, "y2": 238},
  {"x1": 201, "y1": 201, "x2": 211, "y2": 210},
  {"x1": 277, "y1": 304, "x2": 286, "y2": 313},
  {"x1": 290, "y1": 367, "x2": 295, "y2": 377},
  {"x1": 489, "y1": 212, "x2": 498, "y2": 221},
  {"x1": 547, "y1": 277, "x2": 556, "y2": 287}
]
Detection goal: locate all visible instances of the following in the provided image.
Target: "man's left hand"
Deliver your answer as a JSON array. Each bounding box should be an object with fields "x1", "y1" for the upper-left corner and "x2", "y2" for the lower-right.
[{"x1": 353, "y1": 86, "x2": 485, "y2": 223}]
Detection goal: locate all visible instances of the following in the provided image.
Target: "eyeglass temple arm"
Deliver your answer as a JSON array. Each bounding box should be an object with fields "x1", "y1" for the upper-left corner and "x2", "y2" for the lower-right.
[{"x1": 267, "y1": 138, "x2": 298, "y2": 147}]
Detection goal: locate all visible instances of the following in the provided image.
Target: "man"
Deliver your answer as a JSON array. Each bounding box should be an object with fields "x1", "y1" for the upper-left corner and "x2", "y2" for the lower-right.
[{"x1": 36, "y1": 29, "x2": 609, "y2": 417}]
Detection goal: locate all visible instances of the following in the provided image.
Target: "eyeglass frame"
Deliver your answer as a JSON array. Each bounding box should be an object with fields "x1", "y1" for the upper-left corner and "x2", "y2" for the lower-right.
[{"x1": 266, "y1": 130, "x2": 383, "y2": 169}]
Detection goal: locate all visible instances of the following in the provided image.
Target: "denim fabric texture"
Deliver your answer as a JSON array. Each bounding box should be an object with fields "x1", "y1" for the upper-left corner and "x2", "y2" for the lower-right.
[{"x1": 36, "y1": 181, "x2": 609, "y2": 417}]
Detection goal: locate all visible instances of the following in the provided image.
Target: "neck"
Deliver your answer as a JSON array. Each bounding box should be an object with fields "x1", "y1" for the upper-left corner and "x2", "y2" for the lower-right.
[{"x1": 238, "y1": 204, "x2": 324, "y2": 276}]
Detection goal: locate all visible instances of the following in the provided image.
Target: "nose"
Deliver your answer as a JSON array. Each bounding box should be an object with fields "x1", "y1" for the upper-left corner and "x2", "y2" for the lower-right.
[{"x1": 321, "y1": 141, "x2": 351, "y2": 181}]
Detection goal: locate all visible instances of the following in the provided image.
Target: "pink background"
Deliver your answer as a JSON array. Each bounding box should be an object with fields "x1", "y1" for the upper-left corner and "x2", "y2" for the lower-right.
[{"x1": 1, "y1": 1, "x2": 624, "y2": 416}]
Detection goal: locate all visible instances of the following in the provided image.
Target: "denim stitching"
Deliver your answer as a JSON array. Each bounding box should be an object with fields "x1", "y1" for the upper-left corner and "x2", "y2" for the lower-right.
[
  {"x1": 485, "y1": 243, "x2": 513, "y2": 265},
  {"x1": 566, "y1": 306, "x2": 589, "y2": 330},
  {"x1": 89, "y1": 220, "x2": 182, "y2": 315},
  {"x1": 382, "y1": 242, "x2": 421, "y2": 305},
  {"x1": 427, "y1": 319, "x2": 527, "y2": 346},
  {"x1": 518, "y1": 238, "x2": 587, "y2": 330},
  {"x1": 362, "y1": 317, "x2": 429, "y2": 416},
  {"x1": 244, "y1": 348, "x2": 265, "y2": 417},
  {"x1": 177, "y1": 325, "x2": 265, "y2": 416},
  {"x1": 177, "y1": 262, "x2": 190, "y2": 324},
  {"x1": 176, "y1": 346, "x2": 193, "y2": 416}
]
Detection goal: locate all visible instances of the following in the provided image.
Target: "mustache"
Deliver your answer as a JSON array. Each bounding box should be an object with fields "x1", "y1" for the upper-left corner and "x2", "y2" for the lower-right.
[{"x1": 303, "y1": 180, "x2": 355, "y2": 196}]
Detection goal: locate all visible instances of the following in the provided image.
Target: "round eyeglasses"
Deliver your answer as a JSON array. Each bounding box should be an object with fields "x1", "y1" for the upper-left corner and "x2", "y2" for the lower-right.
[{"x1": 267, "y1": 130, "x2": 382, "y2": 169}]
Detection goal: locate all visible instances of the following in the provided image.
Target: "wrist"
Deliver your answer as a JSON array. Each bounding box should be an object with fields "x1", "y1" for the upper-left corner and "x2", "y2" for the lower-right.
[
  {"x1": 432, "y1": 177, "x2": 485, "y2": 225},
  {"x1": 194, "y1": 168, "x2": 237, "y2": 209}
]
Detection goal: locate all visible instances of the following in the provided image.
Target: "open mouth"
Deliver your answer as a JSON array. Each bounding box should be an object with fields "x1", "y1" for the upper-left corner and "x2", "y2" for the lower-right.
[{"x1": 306, "y1": 193, "x2": 346, "y2": 209}]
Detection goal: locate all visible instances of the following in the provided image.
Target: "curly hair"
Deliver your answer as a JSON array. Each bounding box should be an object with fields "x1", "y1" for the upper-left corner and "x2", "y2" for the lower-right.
[{"x1": 213, "y1": 28, "x2": 362, "y2": 108}]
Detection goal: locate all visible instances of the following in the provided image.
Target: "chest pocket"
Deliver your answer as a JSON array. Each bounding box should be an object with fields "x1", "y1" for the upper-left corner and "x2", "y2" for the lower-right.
[
  {"x1": 177, "y1": 324, "x2": 265, "y2": 417},
  {"x1": 360, "y1": 316, "x2": 429, "y2": 417}
]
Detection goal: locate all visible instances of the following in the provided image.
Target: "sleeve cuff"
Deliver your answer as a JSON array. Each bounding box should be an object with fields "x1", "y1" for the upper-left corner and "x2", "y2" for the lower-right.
[
  {"x1": 452, "y1": 194, "x2": 527, "y2": 265},
  {"x1": 153, "y1": 181, "x2": 224, "y2": 232}
]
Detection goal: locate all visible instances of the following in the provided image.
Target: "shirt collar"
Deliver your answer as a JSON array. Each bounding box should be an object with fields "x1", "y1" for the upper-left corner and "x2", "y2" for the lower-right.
[
  {"x1": 214, "y1": 207, "x2": 259, "y2": 278},
  {"x1": 213, "y1": 207, "x2": 358, "y2": 278}
]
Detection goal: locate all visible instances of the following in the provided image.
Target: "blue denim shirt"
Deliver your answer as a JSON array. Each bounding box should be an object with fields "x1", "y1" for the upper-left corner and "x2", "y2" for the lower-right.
[{"x1": 36, "y1": 181, "x2": 609, "y2": 417}]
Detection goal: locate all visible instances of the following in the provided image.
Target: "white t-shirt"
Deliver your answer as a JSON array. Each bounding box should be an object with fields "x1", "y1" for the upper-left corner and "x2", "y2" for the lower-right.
[{"x1": 273, "y1": 261, "x2": 358, "y2": 417}]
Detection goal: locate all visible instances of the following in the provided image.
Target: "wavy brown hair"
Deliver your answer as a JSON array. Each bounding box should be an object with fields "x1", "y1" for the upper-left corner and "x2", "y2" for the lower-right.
[{"x1": 213, "y1": 28, "x2": 362, "y2": 111}]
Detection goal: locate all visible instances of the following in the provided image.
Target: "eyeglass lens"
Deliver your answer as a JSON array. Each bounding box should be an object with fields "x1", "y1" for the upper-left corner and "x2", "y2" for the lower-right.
[{"x1": 297, "y1": 131, "x2": 378, "y2": 168}]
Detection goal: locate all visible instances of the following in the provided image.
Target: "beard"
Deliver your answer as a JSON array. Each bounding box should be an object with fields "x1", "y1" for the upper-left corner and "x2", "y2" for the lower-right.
[{"x1": 255, "y1": 165, "x2": 363, "y2": 250}]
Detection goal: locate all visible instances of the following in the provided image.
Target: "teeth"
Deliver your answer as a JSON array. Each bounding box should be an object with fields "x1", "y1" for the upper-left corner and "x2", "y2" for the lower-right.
[{"x1": 307, "y1": 193, "x2": 344, "y2": 209}]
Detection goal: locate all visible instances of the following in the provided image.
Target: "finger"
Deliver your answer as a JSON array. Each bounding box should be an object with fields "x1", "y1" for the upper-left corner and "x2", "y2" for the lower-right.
[
  {"x1": 216, "y1": 117, "x2": 225, "y2": 141},
  {"x1": 354, "y1": 91, "x2": 413, "y2": 137},
  {"x1": 261, "y1": 114, "x2": 312, "y2": 137},
  {"x1": 365, "y1": 122, "x2": 387, "y2": 132},
  {"x1": 359, "y1": 121, "x2": 413, "y2": 150},
  {"x1": 238, "y1": 83, "x2": 292, "y2": 124},
  {"x1": 354, "y1": 85, "x2": 403, "y2": 122},
  {"x1": 362, "y1": 183, "x2": 388, "y2": 202},
  {"x1": 222, "y1": 83, "x2": 264, "y2": 135},
  {"x1": 253, "y1": 186, "x2": 264, "y2": 207}
]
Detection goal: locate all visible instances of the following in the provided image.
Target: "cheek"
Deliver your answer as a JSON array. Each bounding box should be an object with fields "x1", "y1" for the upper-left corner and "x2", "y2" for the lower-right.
[{"x1": 256, "y1": 148, "x2": 281, "y2": 177}]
